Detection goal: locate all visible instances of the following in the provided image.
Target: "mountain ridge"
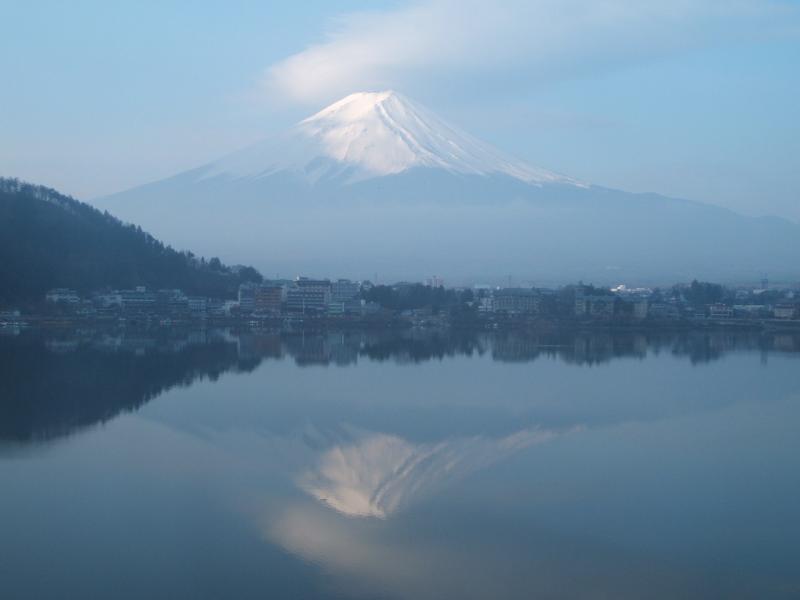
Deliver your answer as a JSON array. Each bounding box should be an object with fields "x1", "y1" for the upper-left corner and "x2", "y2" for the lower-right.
[
  {"x1": 96, "y1": 92, "x2": 800, "y2": 284},
  {"x1": 199, "y1": 90, "x2": 581, "y2": 186},
  {"x1": 0, "y1": 177, "x2": 262, "y2": 305}
]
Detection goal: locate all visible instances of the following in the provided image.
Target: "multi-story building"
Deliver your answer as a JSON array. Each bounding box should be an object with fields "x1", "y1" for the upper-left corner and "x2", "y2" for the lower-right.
[
  {"x1": 708, "y1": 303, "x2": 734, "y2": 319},
  {"x1": 93, "y1": 292, "x2": 122, "y2": 308},
  {"x1": 774, "y1": 304, "x2": 798, "y2": 319},
  {"x1": 588, "y1": 295, "x2": 616, "y2": 319},
  {"x1": 574, "y1": 287, "x2": 588, "y2": 316},
  {"x1": 285, "y1": 277, "x2": 331, "y2": 314},
  {"x1": 493, "y1": 288, "x2": 540, "y2": 315},
  {"x1": 632, "y1": 299, "x2": 649, "y2": 320},
  {"x1": 238, "y1": 282, "x2": 257, "y2": 312},
  {"x1": 45, "y1": 288, "x2": 80, "y2": 304},
  {"x1": 648, "y1": 302, "x2": 680, "y2": 320},
  {"x1": 187, "y1": 296, "x2": 208, "y2": 314},
  {"x1": 156, "y1": 289, "x2": 189, "y2": 314},
  {"x1": 120, "y1": 287, "x2": 156, "y2": 312},
  {"x1": 331, "y1": 279, "x2": 360, "y2": 303},
  {"x1": 254, "y1": 284, "x2": 284, "y2": 314},
  {"x1": 426, "y1": 276, "x2": 444, "y2": 289},
  {"x1": 574, "y1": 287, "x2": 616, "y2": 319},
  {"x1": 478, "y1": 295, "x2": 495, "y2": 314}
]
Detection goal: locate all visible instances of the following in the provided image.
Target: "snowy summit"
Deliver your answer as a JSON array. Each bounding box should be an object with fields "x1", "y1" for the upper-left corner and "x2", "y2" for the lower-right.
[
  {"x1": 204, "y1": 91, "x2": 579, "y2": 186},
  {"x1": 100, "y1": 91, "x2": 800, "y2": 285}
]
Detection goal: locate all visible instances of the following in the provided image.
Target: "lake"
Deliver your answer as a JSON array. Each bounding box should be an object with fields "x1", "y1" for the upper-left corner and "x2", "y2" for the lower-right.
[{"x1": 1, "y1": 327, "x2": 799, "y2": 599}]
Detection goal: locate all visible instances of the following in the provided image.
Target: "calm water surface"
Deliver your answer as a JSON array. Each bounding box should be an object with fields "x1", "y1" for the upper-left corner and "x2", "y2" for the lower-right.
[{"x1": 1, "y1": 328, "x2": 799, "y2": 599}]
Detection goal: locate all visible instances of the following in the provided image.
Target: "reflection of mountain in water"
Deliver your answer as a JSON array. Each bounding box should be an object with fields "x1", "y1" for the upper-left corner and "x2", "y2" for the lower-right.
[
  {"x1": 298, "y1": 426, "x2": 564, "y2": 518},
  {"x1": 1, "y1": 328, "x2": 798, "y2": 443}
]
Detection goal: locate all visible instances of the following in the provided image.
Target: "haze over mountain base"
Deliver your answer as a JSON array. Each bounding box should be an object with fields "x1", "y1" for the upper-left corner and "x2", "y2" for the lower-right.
[{"x1": 97, "y1": 92, "x2": 800, "y2": 285}]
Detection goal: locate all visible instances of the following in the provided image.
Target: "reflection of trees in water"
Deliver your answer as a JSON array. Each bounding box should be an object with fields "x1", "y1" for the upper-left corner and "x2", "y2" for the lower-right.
[
  {"x1": 218, "y1": 329, "x2": 800, "y2": 369},
  {"x1": 492, "y1": 330, "x2": 799, "y2": 366},
  {"x1": 358, "y1": 331, "x2": 488, "y2": 364},
  {"x1": 668, "y1": 331, "x2": 789, "y2": 365},
  {"x1": 1, "y1": 327, "x2": 797, "y2": 443},
  {"x1": 0, "y1": 330, "x2": 250, "y2": 442}
]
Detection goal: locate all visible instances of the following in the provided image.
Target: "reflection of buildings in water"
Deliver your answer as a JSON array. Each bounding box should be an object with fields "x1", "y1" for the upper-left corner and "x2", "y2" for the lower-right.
[
  {"x1": 489, "y1": 332, "x2": 651, "y2": 365},
  {"x1": 297, "y1": 426, "x2": 569, "y2": 519},
  {"x1": 774, "y1": 334, "x2": 799, "y2": 352},
  {"x1": 571, "y1": 334, "x2": 615, "y2": 365},
  {"x1": 491, "y1": 336, "x2": 544, "y2": 362},
  {"x1": 670, "y1": 332, "x2": 749, "y2": 365},
  {"x1": 325, "y1": 332, "x2": 362, "y2": 366},
  {"x1": 237, "y1": 333, "x2": 283, "y2": 362},
  {"x1": 281, "y1": 332, "x2": 364, "y2": 367},
  {"x1": 34, "y1": 328, "x2": 800, "y2": 368}
]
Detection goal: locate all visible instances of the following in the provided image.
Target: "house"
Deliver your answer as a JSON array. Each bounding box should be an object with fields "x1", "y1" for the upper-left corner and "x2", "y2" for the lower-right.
[
  {"x1": 774, "y1": 305, "x2": 797, "y2": 319},
  {"x1": 708, "y1": 303, "x2": 734, "y2": 319},
  {"x1": 45, "y1": 288, "x2": 80, "y2": 304}
]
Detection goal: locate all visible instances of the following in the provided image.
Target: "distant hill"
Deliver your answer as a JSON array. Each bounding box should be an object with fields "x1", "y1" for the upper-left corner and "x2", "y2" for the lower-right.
[{"x1": 0, "y1": 178, "x2": 262, "y2": 306}]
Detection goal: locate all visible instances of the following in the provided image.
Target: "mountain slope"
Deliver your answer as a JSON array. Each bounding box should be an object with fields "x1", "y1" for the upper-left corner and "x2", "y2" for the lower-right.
[
  {"x1": 0, "y1": 178, "x2": 261, "y2": 305},
  {"x1": 202, "y1": 91, "x2": 580, "y2": 186},
  {"x1": 98, "y1": 91, "x2": 800, "y2": 284}
]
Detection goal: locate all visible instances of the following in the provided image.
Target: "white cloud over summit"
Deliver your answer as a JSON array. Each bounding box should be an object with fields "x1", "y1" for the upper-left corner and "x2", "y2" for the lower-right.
[{"x1": 264, "y1": 0, "x2": 797, "y2": 105}]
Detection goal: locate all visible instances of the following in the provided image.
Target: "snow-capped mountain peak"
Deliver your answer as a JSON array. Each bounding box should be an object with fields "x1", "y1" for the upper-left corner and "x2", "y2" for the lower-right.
[{"x1": 203, "y1": 91, "x2": 580, "y2": 186}]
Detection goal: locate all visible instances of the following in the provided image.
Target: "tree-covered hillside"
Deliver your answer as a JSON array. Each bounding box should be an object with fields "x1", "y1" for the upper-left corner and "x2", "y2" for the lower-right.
[{"x1": 0, "y1": 178, "x2": 262, "y2": 305}]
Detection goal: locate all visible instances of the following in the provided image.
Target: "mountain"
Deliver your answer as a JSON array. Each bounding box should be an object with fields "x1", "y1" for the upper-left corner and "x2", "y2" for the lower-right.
[
  {"x1": 204, "y1": 90, "x2": 580, "y2": 186},
  {"x1": 0, "y1": 178, "x2": 262, "y2": 305},
  {"x1": 98, "y1": 91, "x2": 800, "y2": 284}
]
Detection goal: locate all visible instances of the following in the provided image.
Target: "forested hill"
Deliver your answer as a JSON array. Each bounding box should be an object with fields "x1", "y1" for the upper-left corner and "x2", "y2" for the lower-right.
[{"x1": 0, "y1": 178, "x2": 262, "y2": 305}]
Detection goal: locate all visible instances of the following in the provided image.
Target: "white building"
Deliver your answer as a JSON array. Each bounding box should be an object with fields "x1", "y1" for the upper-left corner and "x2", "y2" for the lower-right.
[{"x1": 45, "y1": 288, "x2": 80, "y2": 304}]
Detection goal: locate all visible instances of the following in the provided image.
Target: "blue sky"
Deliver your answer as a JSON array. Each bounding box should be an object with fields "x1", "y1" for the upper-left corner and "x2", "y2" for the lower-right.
[{"x1": 1, "y1": 0, "x2": 798, "y2": 221}]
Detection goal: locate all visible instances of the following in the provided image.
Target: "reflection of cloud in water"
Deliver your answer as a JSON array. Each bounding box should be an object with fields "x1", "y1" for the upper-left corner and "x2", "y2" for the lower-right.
[{"x1": 298, "y1": 427, "x2": 571, "y2": 518}]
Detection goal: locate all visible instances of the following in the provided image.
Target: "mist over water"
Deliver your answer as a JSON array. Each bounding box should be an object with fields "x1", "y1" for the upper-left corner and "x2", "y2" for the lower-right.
[{"x1": 1, "y1": 327, "x2": 799, "y2": 599}]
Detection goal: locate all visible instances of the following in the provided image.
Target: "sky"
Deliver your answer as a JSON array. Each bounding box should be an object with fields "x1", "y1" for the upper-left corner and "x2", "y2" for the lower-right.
[{"x1": 1, "y1": 0, "x2": 799, "y2": 221}]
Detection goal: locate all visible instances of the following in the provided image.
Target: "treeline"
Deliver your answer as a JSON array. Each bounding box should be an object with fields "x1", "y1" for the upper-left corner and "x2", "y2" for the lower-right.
[{"x1": 0, "y1": 178, "x2": 262, "y2": 305}]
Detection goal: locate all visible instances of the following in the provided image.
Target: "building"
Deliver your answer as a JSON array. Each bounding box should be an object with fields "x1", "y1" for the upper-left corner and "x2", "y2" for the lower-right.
[
  {"x1": 648, "y1": 302, "x2": 680, "y2": 320},
  {"x1": 588, "y1": 296, "x2": 616, "y2": 318},
  {"x1": 478, "y1": 296, "x2": 495, "y2": 314},
  {"x1": 574, "y1": 287, "x2": 588, "y2": 316},
  {"x1": 45, "y1": 288, "x2": 80, "y2": 304},
  {"x1": 187, "y1": 296, "x2": 208, "y2": 313},
  {"x1": 254, "y1": 284, "x2": 284, "y2": 314},
  {"x1": 120, "y1": 287, "x2": 156, "y2": 312},
  {"x1": 238, "y1": 283, "x2": 257, "y2": 312},
  {"x1": 93, "y1": 292, "x2": 122, "y2": 308},
  {"x1": 285, "y1": 277, "x2": 331, "y2": 314},
  {"x1": 708, "y1": 303, "x2": 734, "y2": 319},
  {"x1": 0, "y1": 309, "x2": 22, "y2": 324},
  {"x1": 156, "y1": 289, "x2": 189, "y2": 314},
  {"x1": 426, "y1": 276, "x2": 444, "y2": 289},
  {"x1": 492, "y1": 288, "x2": 539, "y2": 315},
  {"x1": 632, "y1": 299, "x2": 649, "y2": 320},
  {"x1": 774, "y1": 304, "x2": 798, "y2": 319},
  {"x1": 575, "y1": 288, "x2": 616, "y2": 319},
  {"x1": 331, "y1": 279, "x2": 360, "y2": 303}
]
